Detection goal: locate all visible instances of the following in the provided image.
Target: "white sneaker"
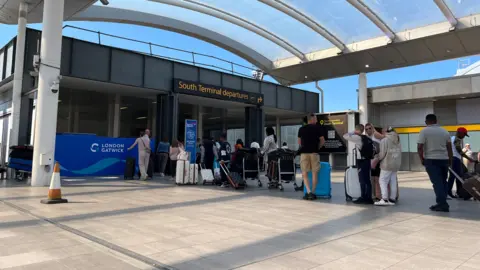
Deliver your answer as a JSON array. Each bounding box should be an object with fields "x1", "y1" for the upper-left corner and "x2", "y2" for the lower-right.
[
  {"x1": 374, "y1": 199, "x2": 390, "y2": 206},
  {"x1": 160, "y1": 173, "x2": 165, "y2": 177}
]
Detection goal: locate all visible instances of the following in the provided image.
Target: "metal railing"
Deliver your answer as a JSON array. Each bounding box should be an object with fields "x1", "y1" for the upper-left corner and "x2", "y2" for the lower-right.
[{"x1": 62, "y1": 25, "x2": 264, "y2": 79}]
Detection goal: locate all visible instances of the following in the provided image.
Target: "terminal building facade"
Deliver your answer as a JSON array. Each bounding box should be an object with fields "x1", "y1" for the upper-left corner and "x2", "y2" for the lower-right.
[{"x1": 0, "y1": 28, "x2": 318, "y2": 173}]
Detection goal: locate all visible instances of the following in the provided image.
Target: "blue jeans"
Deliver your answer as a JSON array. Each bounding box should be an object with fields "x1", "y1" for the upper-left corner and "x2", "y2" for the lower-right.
[
  {"x1": 447, "y1": 157, "x2": 462, "y2": 195},
  {"x1": 357, "y1": 159, "x2": 372, "y2": 200},
  {"x1": 424, "y1": 159, "x2": 449, "y2": 207}
]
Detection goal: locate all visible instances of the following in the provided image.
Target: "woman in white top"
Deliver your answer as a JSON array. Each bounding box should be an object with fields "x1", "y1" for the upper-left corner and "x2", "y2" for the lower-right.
[
  {"x1": 128, "y1": 129, "x2": 151, "y2": 181},
  {"x1": 262, "y1": 127, "x2": 278, "y2": 167}
]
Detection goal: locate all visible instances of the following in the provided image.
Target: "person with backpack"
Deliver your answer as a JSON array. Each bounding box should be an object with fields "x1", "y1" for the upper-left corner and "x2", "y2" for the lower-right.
[{"x1": 343, "y1": 124, "x2": 375, "y2": 204}]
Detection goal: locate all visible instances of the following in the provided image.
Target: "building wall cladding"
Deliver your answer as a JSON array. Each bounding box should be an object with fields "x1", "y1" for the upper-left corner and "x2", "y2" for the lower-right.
[{"x1": 20, "y1": 29, "x2": 318, "y2": 114}]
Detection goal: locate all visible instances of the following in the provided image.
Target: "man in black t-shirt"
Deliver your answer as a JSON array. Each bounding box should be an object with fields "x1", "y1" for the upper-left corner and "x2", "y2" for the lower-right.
[{"x1": 298, "y1": 114, "x2": 326, "y2": 200}]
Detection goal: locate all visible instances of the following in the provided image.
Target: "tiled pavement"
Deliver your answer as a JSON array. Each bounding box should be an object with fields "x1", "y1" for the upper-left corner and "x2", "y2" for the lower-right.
[{"x1": 0, "y1": 171, "x2": 479, "y2": 270}]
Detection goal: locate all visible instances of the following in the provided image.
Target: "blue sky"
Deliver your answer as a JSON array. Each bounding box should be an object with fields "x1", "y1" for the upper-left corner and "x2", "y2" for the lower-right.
[{"x1": 1, "y1": 21, "x2": 479, "y2": 112}]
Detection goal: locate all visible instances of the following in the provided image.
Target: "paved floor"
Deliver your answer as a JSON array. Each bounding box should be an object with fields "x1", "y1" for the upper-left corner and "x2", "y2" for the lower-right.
[{"x1": 0, "y1": 171, "x2": 479, "y2": 270}]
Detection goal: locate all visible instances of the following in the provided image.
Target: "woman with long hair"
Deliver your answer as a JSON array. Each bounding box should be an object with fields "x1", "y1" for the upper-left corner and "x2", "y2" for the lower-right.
[{"x1": 262, "y1": 127, "x2": 278, "y2": 167}]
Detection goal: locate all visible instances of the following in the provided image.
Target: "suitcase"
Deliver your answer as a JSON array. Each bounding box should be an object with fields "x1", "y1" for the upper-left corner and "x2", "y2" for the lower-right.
[
  {"x1": 219, "y1": 162, "x2": 246, "y2": 189},
  {"x1": 200, "y1": 165, "x2": 215, "y2": 185},
  {"x1": 305, "y1": 162, "x2": 331, "y2": 198},
  {"x1": 124, "y1": 157, "x2": 136, "y2": 180},
  {"x1": 449, "y1": 164, "x2": 480, "y2": 201},
  {"x1": 189, "y1": 164, "x2": 199, "y2": 185},
  {"x1": 175, "y1": 160, "x2": 190, "y2": 185},
  {"x1": 345, "y1": 149, "x2": 361, "y2": 201}
]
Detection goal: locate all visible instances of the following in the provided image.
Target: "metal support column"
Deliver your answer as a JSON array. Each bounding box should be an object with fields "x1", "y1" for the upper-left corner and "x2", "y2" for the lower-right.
[
  {"x1": 31, "y1": 0, "x2": 65, "y2": 186},
  {"x1": 358, "y1": 73, "x2": 368, "y2": 125},
  {"x1": 347, "y1": 110, "x2": 356, "y2": 167},
  {"x1": 10, "y1": 1, "x2": 28, "y2": 149},
  {"x1": 113, "y1": 94, "x2": 120, "y2": 137}
]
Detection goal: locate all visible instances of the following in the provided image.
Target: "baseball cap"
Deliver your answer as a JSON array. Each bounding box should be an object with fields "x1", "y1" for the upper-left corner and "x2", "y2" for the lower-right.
[{"x1": 457, "y1": 127, "x2": 469, "y2": 137}]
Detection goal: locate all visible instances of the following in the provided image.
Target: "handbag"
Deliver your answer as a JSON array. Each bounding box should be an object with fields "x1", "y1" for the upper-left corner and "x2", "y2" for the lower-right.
[{"x1": 177, "y1": 148, "x2": 189, "y2": 161}]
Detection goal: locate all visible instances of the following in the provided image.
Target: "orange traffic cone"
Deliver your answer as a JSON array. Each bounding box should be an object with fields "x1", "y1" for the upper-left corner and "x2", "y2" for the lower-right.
[{"x1": 41, "y1": 162, "x2": 68, "y2": 204}]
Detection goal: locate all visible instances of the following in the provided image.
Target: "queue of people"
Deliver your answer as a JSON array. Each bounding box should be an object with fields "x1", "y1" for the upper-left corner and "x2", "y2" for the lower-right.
[{"x1": 342, "y1": 123, "x2": 402, "y2": 206}]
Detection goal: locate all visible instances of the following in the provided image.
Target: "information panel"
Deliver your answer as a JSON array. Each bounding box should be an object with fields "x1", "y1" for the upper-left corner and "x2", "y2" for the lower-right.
[
  {"x1": 317, "y1": 113, "x2": 348, "y2": 153},
  {"x1": 184, "y1": 119, "x2": 197, "y2": 163}
]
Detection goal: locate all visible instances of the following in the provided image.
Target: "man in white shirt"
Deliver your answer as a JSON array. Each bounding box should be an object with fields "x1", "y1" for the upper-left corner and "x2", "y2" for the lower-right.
[
  {"x1": 417, "y1": 114, "x2": 452, "y2": 212},
  {"x1": 343, "y1": 124, "x2": 374, "y2": 204}
]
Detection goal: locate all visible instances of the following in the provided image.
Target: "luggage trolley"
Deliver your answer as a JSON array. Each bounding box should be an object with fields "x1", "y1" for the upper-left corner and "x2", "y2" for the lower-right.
[
  {"x1": 240, "y1": 148, "x2": 262, "y2": 187},
  {"x1": 266, "y1": 149, "x2": 300, "y2": 191}
]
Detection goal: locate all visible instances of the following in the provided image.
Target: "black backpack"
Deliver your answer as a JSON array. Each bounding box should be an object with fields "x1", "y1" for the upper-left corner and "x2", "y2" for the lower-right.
[{"x1": 359, "y1": 135, "x2": 374, "y2": 160}]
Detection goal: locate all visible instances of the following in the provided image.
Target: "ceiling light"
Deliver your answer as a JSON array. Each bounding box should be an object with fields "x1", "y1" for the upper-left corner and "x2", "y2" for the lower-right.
[
  {"x1": 136, "y1": 116, "x2": 147, "y2": 120},
  {"x1": 365, "y1": 64, "x2": 370, "y2": 68},
  {"x1": 461, "y1": 96, "x2": 466, "y2": 99},
  {"x1": 120, "y1": 107, "x2": 128, "y2": 110},
  {"x1": 304, "y1": 75, "x2": 308, "y2": 79},
  {"x1": 406, "y1": 101, "x2": 411, "y2": 104},
  {"x1": 446, "y1": 49, "x2": 452, "y2": 53}
]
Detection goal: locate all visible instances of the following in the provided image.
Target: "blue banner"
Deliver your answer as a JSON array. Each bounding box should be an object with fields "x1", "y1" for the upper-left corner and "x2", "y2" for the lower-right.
[
  {"x1": 184, "y1": 119, "x2": 197, "y2": 163},
  {"x1": 55, "y1": 134, "x2": 154, "y2": 177}
]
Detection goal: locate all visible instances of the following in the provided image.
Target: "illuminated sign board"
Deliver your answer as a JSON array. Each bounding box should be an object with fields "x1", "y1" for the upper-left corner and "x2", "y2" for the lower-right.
[{"x1": 173, "y1": 79, "x2": 264, "y2": 106}]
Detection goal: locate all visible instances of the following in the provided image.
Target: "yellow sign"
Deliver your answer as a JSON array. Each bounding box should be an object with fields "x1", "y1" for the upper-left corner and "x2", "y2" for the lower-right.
[{"x1": 174, "y1": 79, "x2": 264, "y2": 105}]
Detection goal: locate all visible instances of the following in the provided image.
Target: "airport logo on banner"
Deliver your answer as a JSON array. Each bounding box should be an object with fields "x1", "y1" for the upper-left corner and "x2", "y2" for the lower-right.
[{"x1": 90, "y1": 143, "x2": 125, "y2": 153}]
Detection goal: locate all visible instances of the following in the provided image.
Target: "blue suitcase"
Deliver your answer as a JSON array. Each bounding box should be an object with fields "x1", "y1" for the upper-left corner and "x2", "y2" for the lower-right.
[{"x1": 304, "y1": 162, "x2": 331, "y2": 198}]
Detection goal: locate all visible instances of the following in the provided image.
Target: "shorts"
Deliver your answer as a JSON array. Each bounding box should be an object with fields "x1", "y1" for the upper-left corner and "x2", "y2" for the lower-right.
[
  {"x1": 371, "y1": 166, "x2": 381, "y2": 177},
  {"x1": 300, "y1": 153, "x2": 320, "y2": 173}
]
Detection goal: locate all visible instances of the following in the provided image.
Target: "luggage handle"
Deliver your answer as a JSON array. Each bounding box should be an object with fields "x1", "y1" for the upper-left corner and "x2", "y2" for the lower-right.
[
  {"x1": 352, "y1": 148, "x2": 358, "y2": 167},
  {"x1": 448, "y1": 167, "x2": 465, "y2": 184}
]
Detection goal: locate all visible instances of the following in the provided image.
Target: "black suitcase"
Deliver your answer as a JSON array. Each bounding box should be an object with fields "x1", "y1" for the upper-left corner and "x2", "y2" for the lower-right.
[
  {"x1": 219, "y1": 162, "x2": 246, "y2": 189},
  {"x1": 124, "y1": 157, "x2": 136, "y2": 180}
]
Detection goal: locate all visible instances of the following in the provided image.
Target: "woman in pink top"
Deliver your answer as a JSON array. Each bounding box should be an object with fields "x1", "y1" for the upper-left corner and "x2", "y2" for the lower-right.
[{"x1": 128, "y1": 129, "x2": 151, "y2": 181}]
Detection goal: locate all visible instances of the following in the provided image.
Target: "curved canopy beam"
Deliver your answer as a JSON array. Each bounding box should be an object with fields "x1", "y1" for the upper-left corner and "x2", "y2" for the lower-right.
[
  {"x1": 149, "y1": 0, "x2": 306, "y2": 61},
  {"x1": 346, "y1": 0, "x2": 395, "y2": 41},
  {"x1": 70, "y1": 5, "x2": 274, "y2": 73},
  {"x1": 433, "y1": 0, "x2": 458, "y2": 28},
  {"x1": 258, "y1": 0, "x2": 345, "y2": 52}
]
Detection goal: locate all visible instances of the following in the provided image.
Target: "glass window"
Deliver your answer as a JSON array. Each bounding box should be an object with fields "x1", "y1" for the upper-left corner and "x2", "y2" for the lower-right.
[
  {"x1": 5, "y1": 44, "x2": 13, "y2": 78},
  {"x1": 445, "y1": 0, "x2": 480, "y2": 18},
  {"x1": 281, "y1": 125, "x2": 301, "y2": 150},
  {"x1": 283, "y1": 0, "x2": 384, "y2": 44},
  {"x1": 227, "y1": 128, "x2": 245, "y2": 148},
  {"x1": 399, "y1": 134, "x2": 409, "y2": 152},
  {"x1": 0, "y1": 50, "x2": 4, "y2": 80},
  {"x1": 194, "y1": 0, "x2": 334, "y2": 54},
  {"x1": 408, "y1": 133, "x2": 419, "y2": 153},
  {"x1": 363, "y1": 0, "x2": 446, "y2": 32},
  {"x1": 464, "y1": 131, "x2": 480, "y2": 152},
  {"x1": 104, "y1": 0, "x2": 295, "y2": 60}
]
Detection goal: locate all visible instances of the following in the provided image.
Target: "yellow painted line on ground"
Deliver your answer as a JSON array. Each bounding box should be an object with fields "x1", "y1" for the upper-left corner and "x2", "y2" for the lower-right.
[{"x1": 395, "y1": 124, "x2": 480, "y2": 134}]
